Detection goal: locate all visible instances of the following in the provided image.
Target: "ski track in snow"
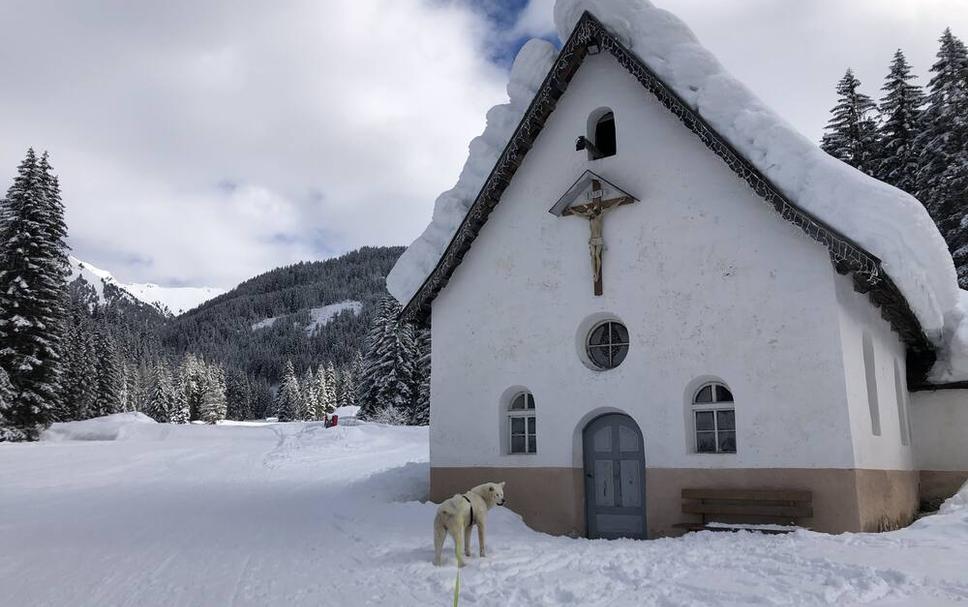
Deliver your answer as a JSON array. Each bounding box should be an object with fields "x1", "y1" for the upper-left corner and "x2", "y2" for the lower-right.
[{"x1": 2, "y1": 419, "x2": 967, "y2": 606}]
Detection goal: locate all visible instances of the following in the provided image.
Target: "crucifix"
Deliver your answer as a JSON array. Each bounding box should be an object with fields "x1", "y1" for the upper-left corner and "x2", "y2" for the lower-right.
[{"x1": 562, "y1": 178, "x2": 635, "y2": 296}]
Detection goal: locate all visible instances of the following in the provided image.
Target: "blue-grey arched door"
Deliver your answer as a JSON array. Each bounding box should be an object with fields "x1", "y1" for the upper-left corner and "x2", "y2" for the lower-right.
[{"x1": 582, "y1": 413, "x2": 647, "y2": 539}]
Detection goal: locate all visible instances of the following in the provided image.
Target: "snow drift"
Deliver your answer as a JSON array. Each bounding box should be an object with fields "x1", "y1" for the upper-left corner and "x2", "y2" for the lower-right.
[
  {"x1": 388, "y1": 0, "x2": 966, "y2": 375},
  {"x1": 41, "y1": 412, "x2": 160, "y2": 442}
]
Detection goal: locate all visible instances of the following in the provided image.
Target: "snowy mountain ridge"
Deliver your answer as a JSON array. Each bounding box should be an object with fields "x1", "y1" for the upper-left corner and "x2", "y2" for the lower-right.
[{"x1": 68, "y1": 256, "x2": 225, "y2": 316}]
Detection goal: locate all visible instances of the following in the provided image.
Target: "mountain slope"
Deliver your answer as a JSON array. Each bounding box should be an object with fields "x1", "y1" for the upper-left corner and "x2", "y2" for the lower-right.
[
  {"x1": 68, "y1": 256, "x2": 224, "y2": 315},
  {"x1": 162, "y1": 246, "x2": 404, "y2": 382}
]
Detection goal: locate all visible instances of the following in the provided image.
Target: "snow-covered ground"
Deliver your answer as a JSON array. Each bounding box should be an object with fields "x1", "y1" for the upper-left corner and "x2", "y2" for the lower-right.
[{"x1": 2, "y1": 415, "x2": 968, "y2": 606}]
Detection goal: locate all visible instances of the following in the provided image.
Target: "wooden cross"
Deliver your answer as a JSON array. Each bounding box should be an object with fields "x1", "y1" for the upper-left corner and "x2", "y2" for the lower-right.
[{"x1": 562, "y1": 179, "x2": 635, "y2": 296}]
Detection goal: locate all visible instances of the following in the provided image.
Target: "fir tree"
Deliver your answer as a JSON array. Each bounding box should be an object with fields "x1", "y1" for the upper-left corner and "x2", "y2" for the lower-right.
[
  {"x1": 322, "y1": 363, "x2": 338, "y2": 415},
  {"x1": 410, "y1": 327, "x2": 431, "y2": 426},
  {"x1": 916, "y1": 28, "x2": 968, "y2": 287},
  {"x1": 0, "y1": 366, "x2": 24, "y2": 441},
  {"x1": 821, "y1": 69, "x2": 879, "y2": 175},
  {"x1": 198, "y1": 366, "x2": 227, "y2": 424},
  {"x1": 179, "y1": 354, "x2": 208, "y2": 421},
  {"x1": 274, "y1": 361, "x2": 303, "y2": 422},
  {"x1": 357, "y1": 297, "x2": 414, "y2": 421},
  {"x1": 0, "y1": 149, "x2": 70, "y2": 439},
  {"x1": 876, "y1": 50, "x2": 925, "y2": 193},
  {"x1": 225, "y1": 370, "x2": 252, "y2": 421},
  {"x1": 249, "y1": 379, "x2": 273, "y2": 420},
  {"x1": 144, "y1": 362, "x2": 174, "y2": 423},
  {"x1": 93, "y1": 323, "x2": 124, "y2": 417},
  {"x1": 302, "y1": 367, "x2": 319, "y2": 420},
  {"x1": 59, "y1": 299, "x2": 99, "y2": 421},
  {"x1": 169, "y1": 383, "x2": 190, "y2": 424}
]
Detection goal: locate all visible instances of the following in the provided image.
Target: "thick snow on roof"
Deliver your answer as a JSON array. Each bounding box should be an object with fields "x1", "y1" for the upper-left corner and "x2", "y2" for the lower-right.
[
  {"x1": 385, "y1": 39, "x2": 557, "y2": 306},
  {"x1": 388, "y1": 0, "x2": 963, "y2": 372}
]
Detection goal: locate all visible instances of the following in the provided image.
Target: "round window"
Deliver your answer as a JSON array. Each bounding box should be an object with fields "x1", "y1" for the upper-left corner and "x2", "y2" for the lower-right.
[{"x1": 586, "y1": 320, "x2": 629, "y2": 370}]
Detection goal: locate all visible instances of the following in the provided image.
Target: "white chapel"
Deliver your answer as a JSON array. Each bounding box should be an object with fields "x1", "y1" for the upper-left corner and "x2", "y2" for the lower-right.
[{"x1": 386, "y1": 0, "x2": 968, "y2": 538}]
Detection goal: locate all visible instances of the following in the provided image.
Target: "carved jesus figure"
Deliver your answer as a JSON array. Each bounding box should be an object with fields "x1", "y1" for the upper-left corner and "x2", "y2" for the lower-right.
[{"x1": 562, "y1": 179, "x2": 634, "y2": 296}]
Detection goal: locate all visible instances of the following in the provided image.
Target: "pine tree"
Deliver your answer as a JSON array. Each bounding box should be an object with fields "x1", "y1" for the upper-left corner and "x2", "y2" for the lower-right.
[
  {"x1": 0, "y1": 366, "x2": 24, "y2": 441},
  {"x1": 0, "y1": 149, "x2": 70, "y2": 439},
  {"x1": 225, "y1": 370, "x2": 252, "y2": 421},
  {"x1": 144, "y1": 362, "x2": 174, "y2": 423},
  {"x1": 876, "y1": 50, "x2": 925, "y2": 193},
  {"x1": 302, "y1": 367, "x2": 319, "y2": 420},
  {"x1": 274, "y1": 361, "x2": 303, "y2": 422},
  {"x1": 916, "y1": 28, "x2": 968, "y2": 287},
  {"x1": 249, "y1": 379, "x2": 273, "y2": 420},
  {"x1": 169, "y1": 383, "x2": 190, "y2": 424},
  {"x1": 322, "y1": 363, "x2": 338, "y2": 415},
  {"x1": 357, "y1": 297, "x2": 414, "y2": 421},
  {"x1": 821, "y1": 69, "x2": 880, "y2": 175},
  {"x1": 93, "y1": 323, "x2": 124, "y2": 417},
  {"x1": 198, "y1": 365, "x2": 227, "y2": 424},
  {"x1": 59, "y1": 299, "x2": 99, "y2": 421},
  {"x1": 410, "y1": 327, "x2": 431, "y2": 426},
  {"x1": 179, "y1": 354, "x2": 208, "y2": 421}
]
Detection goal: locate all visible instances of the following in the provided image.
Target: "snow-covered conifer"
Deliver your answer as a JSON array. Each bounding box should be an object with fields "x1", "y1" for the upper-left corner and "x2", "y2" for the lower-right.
[
  {"x1": 876, "y1": 50, "x2": 925, "y2": 193},
  {"x1": 274, "y1": 361, "x2": 303, "y2": 422},
  {"x1": 916, "y1": 29, "x2": 968, "y2": 287},
  {"x1": 357, "y1": 297, "x2": 414, "y2": 421},
  {"x1": 93, "y1": 324, "x2": 124, "y2": 417},
  {"x1": 0, "y1": 150, "x2": 70, "y2": 438},
  {"x1": 225, "y1": 370, "x2": 251, "y2": 421},
  {"x1": 144, "y1": 362, "x2": 174, "y2": 423},
  {"x1": 59, "y1": 300, "x2": 99, "y2": 421},
  {"x1": 410, "y1": 327, "x2": 430, "y2": 426},
  {"x1": 198, "y1": 365, "x2": 227, "y2": 424},
  {"x1": 322, "y1": 363, "x2": 338, "y2": 415},
  {"x1": 821, "y1": 69, "x2": 879, "y2": 175},
  {"x1": 0, "y1": 366, "x2": 23, "y2": 441}
]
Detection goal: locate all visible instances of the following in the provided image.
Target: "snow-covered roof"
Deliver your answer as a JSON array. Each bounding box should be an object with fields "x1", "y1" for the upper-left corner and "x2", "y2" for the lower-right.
[{"x1": 387, "y1": 0, "x2": 965, "y2": 383}]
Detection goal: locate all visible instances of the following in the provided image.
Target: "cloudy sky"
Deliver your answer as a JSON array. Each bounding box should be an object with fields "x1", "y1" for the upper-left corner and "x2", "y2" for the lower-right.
[{"x1": 2, "y1": 0, "x2": 967, "y2": 289}]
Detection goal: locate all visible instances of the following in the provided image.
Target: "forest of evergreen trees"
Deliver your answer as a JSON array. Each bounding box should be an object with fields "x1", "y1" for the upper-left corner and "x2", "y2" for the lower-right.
[
  {"x1": 820, "y1": 28, "x2": 968, "y2": 287},
  {"x1": 0, "y1": 151, "x2": 428, "y2": 440}
]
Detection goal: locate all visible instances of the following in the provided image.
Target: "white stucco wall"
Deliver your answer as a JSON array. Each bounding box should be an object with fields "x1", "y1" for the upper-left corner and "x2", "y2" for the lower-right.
[
  {"x1": 429, "y1": 52, "x2": 860, "y2": 472},
  {"x1": 910, "y1": 389, "x2": 968, "y2": 471},
  {"x1": 833, "y1": 275, "x2": 915, "y2": 471}
]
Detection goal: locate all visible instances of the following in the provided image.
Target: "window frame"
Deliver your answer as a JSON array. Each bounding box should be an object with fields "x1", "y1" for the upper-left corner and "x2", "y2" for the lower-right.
[
  {"x1": 585, "y1": 320, "x2": 630, "y2": 371},
  {"x1": 692, "y1": 382, "x2": 736, "y2": 454},
  {"x1": 507, "y1": 391, "x2": 536, "y2": 455}
]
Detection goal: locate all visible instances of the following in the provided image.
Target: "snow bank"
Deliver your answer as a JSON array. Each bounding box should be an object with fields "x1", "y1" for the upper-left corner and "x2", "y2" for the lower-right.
[
  {"x1": 928, "y1": 290, "x2": 968, "y2": 381},
  {"x1": 939, "y1": 480, "x2": 968, "y2": 516},
  {"x1": 388, "y1": 0, "x2": 961, "y2": 353},
  {"x1": 385, "y1": 38, "x2": 558, "y2": 305},
  {"x1": 40, "y1": 412, "x2": 159, "y2": 442}
]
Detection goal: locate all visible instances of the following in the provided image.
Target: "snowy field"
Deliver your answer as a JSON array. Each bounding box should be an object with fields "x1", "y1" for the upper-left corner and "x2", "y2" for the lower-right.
[{"x1": 2, "y1": 415, "x2": 968, "y2": 606}]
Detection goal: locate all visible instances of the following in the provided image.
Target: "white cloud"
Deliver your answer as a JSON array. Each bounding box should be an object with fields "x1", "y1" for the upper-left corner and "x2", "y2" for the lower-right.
[
  {"x1": 2, "y1": 0, "x2": 967, "y2": 288},
  {"x1": 0, "y1": 0, "x2": 507, "y2": 287}
]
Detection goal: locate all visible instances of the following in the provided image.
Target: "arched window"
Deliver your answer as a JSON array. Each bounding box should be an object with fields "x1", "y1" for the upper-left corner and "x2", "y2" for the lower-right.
[
  {"x1": 507, "y1": 391, "x2": 536, "y2": 454},
  {"x1": 594, "y1": 111, "x2": 616, "y2": 158},
  {"x1": 692, "y1": 382, "x2": 736, "y2": 453}
]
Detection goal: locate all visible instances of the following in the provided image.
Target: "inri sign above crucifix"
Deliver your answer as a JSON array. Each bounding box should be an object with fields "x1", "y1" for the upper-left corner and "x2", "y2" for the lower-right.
[{"x1": 549, "y1": 171, "x2": 638, "y2": 296}]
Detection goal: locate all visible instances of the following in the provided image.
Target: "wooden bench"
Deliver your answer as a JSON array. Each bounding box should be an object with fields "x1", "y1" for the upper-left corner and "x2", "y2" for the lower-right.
[{"x1": 674, "y1": 488, "x2": 813, "y2": 534}]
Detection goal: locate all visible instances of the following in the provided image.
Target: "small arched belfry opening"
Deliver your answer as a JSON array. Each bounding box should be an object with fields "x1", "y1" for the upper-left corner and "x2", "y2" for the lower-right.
[{"x1": 585, "y1": 108, "x2": 617, "y2": 159}]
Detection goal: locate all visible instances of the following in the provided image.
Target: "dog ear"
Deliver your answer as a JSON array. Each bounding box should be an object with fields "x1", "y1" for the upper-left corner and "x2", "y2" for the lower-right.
[{"x1": 500, "y1": 481, "x2": 506, "y2": 488}]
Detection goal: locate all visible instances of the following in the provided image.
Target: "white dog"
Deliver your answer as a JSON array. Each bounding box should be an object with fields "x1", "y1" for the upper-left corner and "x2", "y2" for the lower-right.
[{"x1": 433, "y1": 481, "x2": 505, "y2": 567}]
